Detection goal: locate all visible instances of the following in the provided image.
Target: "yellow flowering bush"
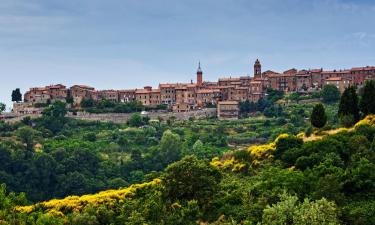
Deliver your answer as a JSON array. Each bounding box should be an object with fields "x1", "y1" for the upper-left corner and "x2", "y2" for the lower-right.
[
  {"x1": 16, "y1": 179, "x2": 161, "y2": 215},
  {"x1": 355, "y1": 114, "x2": 375, "y2": 128},
  {"x1": 211, "y1": 134, "x2": 291, "y2": 171}
]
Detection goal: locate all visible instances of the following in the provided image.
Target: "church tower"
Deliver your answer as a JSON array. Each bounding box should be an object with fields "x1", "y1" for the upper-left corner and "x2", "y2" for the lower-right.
[
  {"x1": 254, "y1": 59, "x2": 262, "y2": 79},
  {"x1": 197, "y1": 61, "x2": 203, "y2": 86}
]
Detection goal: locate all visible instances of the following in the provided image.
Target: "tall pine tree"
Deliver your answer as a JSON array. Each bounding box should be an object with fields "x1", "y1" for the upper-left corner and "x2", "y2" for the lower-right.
[
  {"x1": 359, "y1": 80, "x2": 375, "y2": 116},
  {"x1": 311, "y1": 103, "x2": 327, "y2": 128},
  {"x1": 338, "y1": 86, "x2": 359, "y2": 125}
]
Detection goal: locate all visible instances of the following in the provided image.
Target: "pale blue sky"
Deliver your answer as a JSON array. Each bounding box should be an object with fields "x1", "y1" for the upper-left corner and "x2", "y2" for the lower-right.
[{"x1": 1, "y1": 0, "x2": 375, "y2": 109}]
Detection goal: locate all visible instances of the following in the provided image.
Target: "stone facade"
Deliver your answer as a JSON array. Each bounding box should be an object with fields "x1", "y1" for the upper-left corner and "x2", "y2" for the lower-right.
[
  {"x1": 324, "y1": 77, "x2": 352, "y2": 93},
  {"x1": 20, "y1": 61, "x2": 375, "y2": 114},
  {"x1": 217, "y1": 101, "x2": 239, "y2": 120}
]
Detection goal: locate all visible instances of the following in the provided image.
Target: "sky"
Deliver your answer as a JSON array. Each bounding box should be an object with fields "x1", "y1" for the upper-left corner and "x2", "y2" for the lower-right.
[{"x1": 1, "y1": 0, "x2": 375, "y2": 109}]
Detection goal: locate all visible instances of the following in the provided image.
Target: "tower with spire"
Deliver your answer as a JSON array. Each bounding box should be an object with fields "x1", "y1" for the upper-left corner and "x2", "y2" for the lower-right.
[
  {"x1": 197, "y1": 61, "x2": 203, "y2": 86},
  {"x1": 254, "y1": 59, "x2": 262, "y2": 79}
]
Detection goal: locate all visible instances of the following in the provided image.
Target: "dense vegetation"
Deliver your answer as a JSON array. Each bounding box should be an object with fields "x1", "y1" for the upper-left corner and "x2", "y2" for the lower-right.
[
  {"x1": 1, "y1": 82, "x2": 375, "y2": 224},
  {"x1": 79, "y1": 99, "x2": 168, "y2": 114},
  {"x1": 1, "y1": 115, "x2": 374, "y2": 224}
]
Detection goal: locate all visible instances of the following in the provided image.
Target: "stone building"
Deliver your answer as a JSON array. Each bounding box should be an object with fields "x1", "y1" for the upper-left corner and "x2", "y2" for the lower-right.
[
  {"x1": 324, "y1": 77, "x2": 352, "y2": 93},
  {"x1": 135, "y1": 86, "x2": 161, "y2": 106},
  {"x1": 24, "y1": 84, "x2": 67, "y2": 105},
  {"x1": 118, "y1": 90, "x2": 136, "y2": 102},
  {"x1": 217, "y1": 101, "x2": 239, "y2": 120},
  {"x1": 70, "y1": 85, "x2": 95, "y2": 106}
]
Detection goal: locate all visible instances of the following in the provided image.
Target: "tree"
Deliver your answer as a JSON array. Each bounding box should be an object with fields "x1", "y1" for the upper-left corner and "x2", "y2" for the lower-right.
[
  {"x1": 338, "y1": 86, "x2": 360, "y2": 126},
  {"x1": 128, "y1": 113, "x2": 144, "y2": 127},
  {"x1": 80, "y1": 98, "x2": 95, "y2": 108},
  {"x1": 359, "y1": 80, "x2": 375, "y2": 116},
  {"x1": 11, "y1": 88, "x2": 22, "y2": 102},
  {"x1": 321, "y1": 84, "x2": 340, "y2": 103},
  {"x1": 40, "y1": 101, "x2": 68, "y2": 133},
  {"x1": 311, "y1": 103, "x2": 327, "y2": 128},
  {"x1": 163, "y1": 156, "x2": 221, "y2": 204},
  {"x1": 0, "y1": 103, "x2": 5, "y2": 114},
  {"x1": 159, "y1": 130, "x2": 182, "y2": 165},
  {"x1": 16, "y1": 126, "x2": 41, "y2": 151},
  {"x1": 262, "y1": 193, "x2": 339, "y2": 225}
]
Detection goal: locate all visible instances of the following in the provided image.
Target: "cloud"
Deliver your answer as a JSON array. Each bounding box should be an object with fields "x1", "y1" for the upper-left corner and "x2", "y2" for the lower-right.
[{"x1": 352, "y1": 32, "x2": 368, "y2": 40}]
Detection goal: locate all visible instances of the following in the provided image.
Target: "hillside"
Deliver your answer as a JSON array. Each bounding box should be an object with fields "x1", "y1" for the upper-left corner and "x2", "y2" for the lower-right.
[{"x1": 1, "y1": 115, "x2": 374, "y2": 224}]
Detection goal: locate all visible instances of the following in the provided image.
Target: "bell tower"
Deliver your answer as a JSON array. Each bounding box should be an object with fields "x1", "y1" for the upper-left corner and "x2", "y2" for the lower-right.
[
  {"x1": 197, "y1": 61, "x2": 203, "y2": 86},
  {"x1": 254, "y1": 59, "x2": 262, "y2": 79}
]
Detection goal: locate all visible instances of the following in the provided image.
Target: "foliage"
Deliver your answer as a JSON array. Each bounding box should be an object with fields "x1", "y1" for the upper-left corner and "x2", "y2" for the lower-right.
[
  {"x1": 163, "y1": 156, "x2": 221, "y2": 205},
  {"x1": 338, "y1": 86, "x2": 360, "y2": 126},
  {"x1": 0, "y1": 102, "x2": 5, "y2": 113},
  {"x1": 127, "y1": 113, "x2": 149, "y2": 127},
  {"x1": 262, "y1": 193, "x2": 339, "y2": 225},
  {"x1": 11, "y1": 88, "x2": 23, "y2": 102},
  {"x1": 359, "y1": 80, "x2": 375, "y2": 116},
  {"x1": 2, "y1": 102, "x2": 375, "y2": 224},
  {"x1": 311, "y1": 103, "x2": 327, "y2": 128},
  {"x1": 321, "y1": 84, "x2": 340, "y2": 103}
]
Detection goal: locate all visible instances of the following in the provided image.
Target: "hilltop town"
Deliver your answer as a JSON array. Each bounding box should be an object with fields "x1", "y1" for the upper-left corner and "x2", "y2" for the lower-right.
[{"x1": 12, "y1": 59, "x2": 375, "y2": 119}]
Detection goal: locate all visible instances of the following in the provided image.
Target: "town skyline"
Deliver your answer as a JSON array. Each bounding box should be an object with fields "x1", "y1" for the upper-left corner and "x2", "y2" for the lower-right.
[
  {"x1": 1, "y1": 0, "x2": 375, "y2": 108},
  {"x1": 2, "y1": 59, "x2": 375, "y2": 110}
]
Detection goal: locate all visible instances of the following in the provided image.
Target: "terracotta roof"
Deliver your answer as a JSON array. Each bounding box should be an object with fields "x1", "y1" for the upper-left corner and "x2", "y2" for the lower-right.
[
  {"x1": 135, "y1": 89, "x2": 150, "y2": 94},
  {"x1": 118, "y1": 89, "x2": 136, "y2": 92},
  {"x1": 351, "y1": 66, "x2": 375, "y2": 71},
  {"x1": 267, "y1": 73, "x2": 295, "y2": 78},
  {"x1": 71, "y1": 85, "x2": 95, "y2": 90},
  {"x1": 47, "y1": 84, "x2": 66, "y2": 89},
  {"x1": 325, "y1": 77, "x2": 351, "y2": 81},
  {"x1": 283, "y1": 68, "x2": 298, "y2": 74},
  {"x1": 218, "y1": 77, "x2": 241, "y2": 82},
  {"x1": 159, "y1": 83, "x2": 176, "y2": 88},
  {"x1": 309, "y1": 69, "x2": 323, "y2": 73},
  {"x1": 218, "y1": 101, "x2": 238, "y2": 105},
  {"x1": 296, "y1": 70, "x2": 310, "y2": 76},
  {"x1": 263, "y1": 70, "x2": 279, "y2": 75},
  {"x1": 196, "y1": 89, "x2": 214, "y2": 94},
  {"x1": 322, "y1": 70, "x2": 350, "y2": 74}
]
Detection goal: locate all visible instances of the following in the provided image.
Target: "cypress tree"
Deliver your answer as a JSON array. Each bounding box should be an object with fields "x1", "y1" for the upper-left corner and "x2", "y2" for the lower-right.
[
  {"x1": 311, "y1": 103, "x2": 327, "y2": 128},
  {"x1": 11, "y1": 88, "x2": 22, "y2": 102},
  {"x1": 359, "y1": 80, "x2": 375, "y2": 116},
  {"x1": 338, "y1": 86, "x2": 360, "y2": 125}
]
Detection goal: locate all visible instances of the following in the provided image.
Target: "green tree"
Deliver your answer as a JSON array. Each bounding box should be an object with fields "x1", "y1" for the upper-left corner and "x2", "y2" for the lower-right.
[
  {"x1": 0, "y1": 103, "x2": 5, "y2": 114},
  {"x1": 128, "y1": 113, "x2": 144, "y2": 127},
  {"x1": 81, "y1": 98, "x2": 95, "y2": 108},
  {"x1": 11, "y1": 88, "x2": 22, "y2": 102},
  {"x1": 262, "y1": 193, "x2": 298, "y2": 225},
  {"x1": 338, "y1": 86, "x2": 359, "y2": 126},
  {"x1": 262, "y1": 193, "x2": 339, "y2": 225},
  {"x1": 359, "y1": 80, "x2": 375, "y2": 116},
  {"x1": 40, "y1": 101, "x2": 68, "y2": 133},
  {"x1": 293, "y1": 198, "x2": 339, "y2": 225},
  {"x1": 159, "y1": 130, "x2": 182, "y2": 165},
  {"x1": 310, "y1": 103, "x2": 327, "y2": 128},
  {"x1": 16, "y1": 126, "x2": 41, "y2": 151},
  {"x1": 321, "y1": 84, "x2": 340, "y2": 103},
  {"x1": 163, "y1": 156, "x2": 221, "y2": 204}
]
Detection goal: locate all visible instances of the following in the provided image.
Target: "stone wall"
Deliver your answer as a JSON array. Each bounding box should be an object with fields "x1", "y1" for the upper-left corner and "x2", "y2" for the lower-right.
[
  {"x1": 2, "y1": 108, "x2": 217, "y2": 124},
  {"x1": 68, "y1": 108, "x2": 217, "y2": 123}
]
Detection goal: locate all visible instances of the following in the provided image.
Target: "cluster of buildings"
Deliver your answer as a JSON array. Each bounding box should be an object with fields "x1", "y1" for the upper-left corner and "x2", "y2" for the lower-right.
[{"x1": 16, "y1": 60, "x2": 375, "y2": 119}]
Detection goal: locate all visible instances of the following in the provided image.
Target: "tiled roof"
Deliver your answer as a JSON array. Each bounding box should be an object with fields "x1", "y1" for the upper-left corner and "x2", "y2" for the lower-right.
[
  {"x1": 218, "y1": 101, "x2": 238, "y2": 105},
  {"x1": 351, "y1": 66, "x2": 375, "y2": 71},
  {"x1": 325, "y1": 77, "x2": 351, "y2": 81}
]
